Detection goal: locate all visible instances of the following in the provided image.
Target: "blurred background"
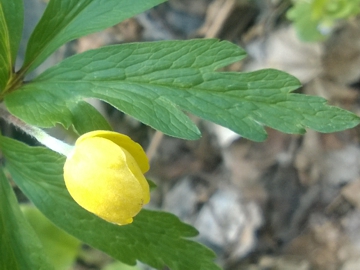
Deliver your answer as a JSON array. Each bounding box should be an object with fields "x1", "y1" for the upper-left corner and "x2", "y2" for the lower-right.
[{"x1": 7, "y1": 0, "x2": 360, "y2": 269}]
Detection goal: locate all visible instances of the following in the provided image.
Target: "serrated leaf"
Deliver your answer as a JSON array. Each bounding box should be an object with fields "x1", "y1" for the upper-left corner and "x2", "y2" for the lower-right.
[
  {"x1": 6, "y1": 39, "x2": 360, "y2": 141},
  {"x1": 0, "y1": 0, "x2": 23, "y2": 91},
  {"x1": 0, "y1": 168, "x2": 52, "y2": 270},
  {"x1": 0, "y1": 135, "x2": 221, "y2": 270},
  {"x1": 6, "y1": 39, "x2": 243, "y2": 140},
  {"x1": 21, "y1": 0, "x2": 166, "y2": 73}
]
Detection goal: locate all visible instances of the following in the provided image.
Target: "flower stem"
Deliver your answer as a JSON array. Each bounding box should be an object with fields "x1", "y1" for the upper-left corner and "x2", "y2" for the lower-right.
[{"x1": 0, "y1": 105, "x2": 73, "y2": 156}]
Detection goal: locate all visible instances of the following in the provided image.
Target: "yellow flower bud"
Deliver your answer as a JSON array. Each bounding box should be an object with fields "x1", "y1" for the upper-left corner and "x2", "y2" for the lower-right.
[{"x1": 63, "y1": 130, "x2": 150, "y2": 225}]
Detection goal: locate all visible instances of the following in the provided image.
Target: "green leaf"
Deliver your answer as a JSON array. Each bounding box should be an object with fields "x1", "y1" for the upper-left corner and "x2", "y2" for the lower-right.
[
  {"x1": 6, "y1": 39, "x2": 360, "y2": 141},
  {"x1": 69, "y1": 101, "x2": 112, "y2": 135},
  {"x1": 0, "y1": 168, "x2": 52, "y2": 270},
  {"x1": 22, "y1": 0, "x2": 166, "y2": 73},
  {"x1": 0, "y1": 0, "x2": 23, "y2": 91},
  {"x1": 21, "y1": 205, "x2": 81, "y2": 270},
  {"x1": 0, "y1": 135, "x2": 221, "y2": 270}
]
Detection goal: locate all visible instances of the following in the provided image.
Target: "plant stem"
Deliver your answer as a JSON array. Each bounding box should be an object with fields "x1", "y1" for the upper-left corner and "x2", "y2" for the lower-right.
[{"x1": 0, "y1": 105, "x2": 73, "y2": 156}]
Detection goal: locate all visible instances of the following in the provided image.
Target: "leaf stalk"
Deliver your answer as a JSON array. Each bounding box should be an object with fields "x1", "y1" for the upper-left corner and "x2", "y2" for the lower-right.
[{"x1": 0, "y1": 105, "x2": 73, "y2": 156}]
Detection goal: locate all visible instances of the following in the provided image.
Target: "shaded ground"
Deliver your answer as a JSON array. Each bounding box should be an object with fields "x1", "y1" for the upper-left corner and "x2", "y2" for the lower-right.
[{"x1": 14, "y1": 0, "x2": 360, "y2": 269}]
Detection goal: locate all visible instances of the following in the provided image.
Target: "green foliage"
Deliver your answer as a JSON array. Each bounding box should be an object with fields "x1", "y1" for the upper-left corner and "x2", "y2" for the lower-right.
[
  {"x1": 0, "y1": 0, "x2": 359, "y2": 269},
  {"x1": 0, "y1": 136, "x2": 221, "y2": 270},
  {"x1": 0, "y1": 0, "x2": 23, "y2": 92},
  {"x1": 21, "y1": 0, "x2": 166, "y2": 74},
  {"x1": 0, "y1": 168, "x2": 52, "y2": 270},
  {"x1": 69, "y1": 101, "x2": 112, "y2": 135},
  {"x1": 5, "y1": 39, "x2": 359, "y2": 141},
  {"x1": 21, "y1": 205, "x2": 81, "y2": 270},
  {"x1": 287, "y1": 0, "x2": 360, "y2": 41}
]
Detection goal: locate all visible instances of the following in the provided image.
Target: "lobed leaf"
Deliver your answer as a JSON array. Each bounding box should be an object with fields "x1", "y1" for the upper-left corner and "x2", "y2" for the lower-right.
[
  {"x1": 0, "y1": 0, "x2": 23, "y2": 91},
  {"x1": 21, "y1": 0, "x2": 165, "y2": 73},
  {"x1": 0, "y1": 168, "x2": 52, "y2": 270},
  {"x1": 6, "y1": 39, "x2": 360, "y2": 141},
  {"x1": 0, "y1": 135, "x2": 221, "y2": 270}
]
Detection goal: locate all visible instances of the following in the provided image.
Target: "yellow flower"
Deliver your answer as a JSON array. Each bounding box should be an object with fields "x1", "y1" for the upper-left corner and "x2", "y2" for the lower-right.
[{"x1": 63, "y1": 130, "x2": 150, "y2": 225}]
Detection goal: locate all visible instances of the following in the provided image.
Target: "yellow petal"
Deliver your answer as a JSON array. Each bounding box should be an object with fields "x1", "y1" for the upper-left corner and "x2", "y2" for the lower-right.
[
  {"x1": 76, "y1": 130, "x2": 149, "y2": 173},
  {"x1": 121, "y1": 148, "x2": 150, "y2": 204},
  {"x1": 64, "y1": 137, "x2": 149, "y2": 225}
]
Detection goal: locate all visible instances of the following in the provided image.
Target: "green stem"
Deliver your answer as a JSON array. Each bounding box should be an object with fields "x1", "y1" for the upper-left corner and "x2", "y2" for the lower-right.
[{"x1": 0, "y1": 105, "x2": 73, "y2": 156}]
